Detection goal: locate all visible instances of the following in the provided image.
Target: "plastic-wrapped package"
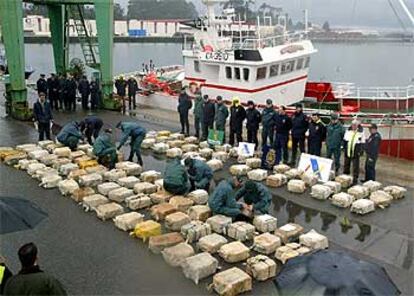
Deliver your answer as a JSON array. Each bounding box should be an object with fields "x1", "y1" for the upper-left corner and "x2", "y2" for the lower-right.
[
  {"x1": 181, "y1": 252, "x2": 218, "y2": 284},
  {"x1": 253, "y1": 214, "x2": 278, "y2": 233},
  {"x1": 213, "y1": 268, "x2": 252, "y2": 295},
  {"x1": 331, "y1": 192, "x2": 354, "y2": 208},
  {"x1": 350, "y1": 199, "x2": 375, "y2": 214},
  {"x1": 383, "y1": 185, "x2": 407, "y2": 199},
  {"x1": 218, "y1": 241, "x2": 250, "y2": 263},
  {"x1": 253, "y1": 233, "x2": 281, "y2": 255},
  {"x1": 266, "y1": 174, "x2": 288, "y2": 188},
  {"x1": 197, "y1": 233, "x2": 228, "y2": 254},
  {"x1": 162, "y1": 243, "x2": 195, "y2": 267},
  {"x1": 310, "y1": 184, "x2": 332, "y2": 200},
  {"x1": 246, "y1": 255, "x2": 277, "y2": 281},
  {"x1": 299, "y1": 229, "x2": 329, "y2": 250},
  {"x1": 287, "y1": 180, "x2": 306, "y2": 193},
  {"x1": 247, "y1": 169, "x2": 268, "y2": 181}
]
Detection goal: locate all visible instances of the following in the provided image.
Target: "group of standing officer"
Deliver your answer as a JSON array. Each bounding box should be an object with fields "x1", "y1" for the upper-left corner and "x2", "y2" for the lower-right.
[{"x1": 115, "y1": 76, "x2": 140, "y2": 112}]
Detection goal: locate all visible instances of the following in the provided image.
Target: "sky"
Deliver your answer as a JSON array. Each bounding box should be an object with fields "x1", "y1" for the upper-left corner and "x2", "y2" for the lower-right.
[{"x1": 117, "y1": 0, "x2": 414, "y2": 29}]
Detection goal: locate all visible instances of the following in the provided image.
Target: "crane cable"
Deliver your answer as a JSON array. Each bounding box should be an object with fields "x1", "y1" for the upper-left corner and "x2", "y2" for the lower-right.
[{"x1": 387, "y1": 0, "x2": 407, "y2": 31}]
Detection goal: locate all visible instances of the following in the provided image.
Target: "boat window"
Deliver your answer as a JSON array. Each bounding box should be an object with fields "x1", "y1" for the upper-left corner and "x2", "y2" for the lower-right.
[
  {"x1": 281, "y1": 60, "x2": 295, "y2": 75},
  {"x1": 270, "y1": 64, "x2": 279, "y2": 77},
  {"x1": 304, "y1": 57, "x2": 310, "y2": 68},
  {"x1": 234, "y1": 67, "x2": 241, "y2": 80},
  {"x1": 296, "y1": 58, "x2": 304, "y2": 70},
  {"x1": 225, "y1": 66, "x2": 232, "y2": 79},
  {"x1": 194, "y1": 60, "x2": 200, "y2": 73},
  {"x1": 243, "y1": 68, "x2": 250, "y2": 81},
  {"x1": 256, "y1": 67, "x2": 267, "y2": 80}
]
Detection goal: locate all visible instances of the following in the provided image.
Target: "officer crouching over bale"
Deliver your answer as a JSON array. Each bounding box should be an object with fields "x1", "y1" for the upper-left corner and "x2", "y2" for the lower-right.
[
  {"x1": 56, "y1": 121, "x2": 83, "y2": 151},
  {"x1": 93, "y1": 129, "x2": 118, "y2": 169},
  {"x1": 184, "y1": 157, "x2": 213, "y2": 192},
  {"x1": 116, "y1": 121, "x2": 146, "y2": 166},
  {"x1": 163, "y1": 157, "x2": 191, "y2": 195},
  {"x1": 234, "y1": 180, "x2": 272, "y2": 217}
]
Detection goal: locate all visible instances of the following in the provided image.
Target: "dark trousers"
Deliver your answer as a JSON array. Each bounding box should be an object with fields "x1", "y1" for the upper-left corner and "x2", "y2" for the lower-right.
[
  {"x1": 128, "y1": 135, "x2": 144, "y2": 166},
  {"x1": 91, "y1": 94, "x2": 99, "y2": 110},
  {"x1": 70, "y1": 95, "x2": 76, "y2": 111},
  {"x1": 179, "y1": 112, "x2": 190, "y2": 135},
  {"x1": 247, "y1": 128, "x2": 259, "y2": 149},
  {"x1": 85, "y1": 127, "x2": 102, "y2": 145},
  {"x1": 274, "y1": 134, "x2": 289, "y2": 164},
  {"x1": 128, "y1": 94, "x2": 136, "y2": 109},
  {"x1": 49, "y1": 92, "x2": 59, "y2": 110},
  {"x1": 229, "y1": 126, "x2": 243, "y2": 146},
  {"x1": 262, "y1": 126, "x2": 274, "y2": 147},
  {"x1": 291, "y1": 135, "x2": 305, "y2": 163},
  {"x1": 327, "y1": 146, "x2": 341, "y2": 171},
  {"x1": 38, "y1": 122, "x2": 51, "y2": 141},
  {"x1": 308, "y1": 140, "x2": 322, "y2": 156},
  {"x1": 344, "y1": 154, "x2": 360, "y2": 182},
  {"x1": 194, "y1": 116, "x2": 201, "y2": 138},
  {"x1": 202, "y1": 122, "x2": 213, "y2": 141},
  {"x1": 365, "y1": 157, "x2": 377, "y2": 181},
  {"x1": 190, "y1": 179, "x2": 210, "y2": 192},
  {"x1": 81, "y1": 94, "x2": 89, "y2": 110}
]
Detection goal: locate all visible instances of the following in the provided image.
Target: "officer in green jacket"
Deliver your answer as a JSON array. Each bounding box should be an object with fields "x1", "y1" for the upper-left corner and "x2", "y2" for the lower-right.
[
  {"x1": 215, "y1": 96, "x2": 229, "y2": 143},
  {"x1": 234, "y1": 180, "x2": 272, "y2": 215},
  {"x1": 193, "y1": 89, "x2": 203, "y2": 139},
  {"x1": 116, "y1": 121, "x2": 146, "y2": 166},
  {"x1": 4, "y1": 243, "x2": 66, "y2": 295},
  {"x1": 164, "y1": 158, "x2": 191, "y2": 195},
  {"x1": 261, "y1": 99, "x2": 276, "y2": 147},
  {"x1": 326, "y1": 113, "x2": 345, "y2": 172},
  {"x1": 56, "y1": 121, "x2": 83, "y2": 150},
  {"x1": 93, "y1": 129, "x2": 118, "y2": 169},
  {"x1": 184, "y1": 157, "x2": 213, "y2": 192},
  {"x1": 208, "y1": 177, "x2": 243, "y2": 218}
]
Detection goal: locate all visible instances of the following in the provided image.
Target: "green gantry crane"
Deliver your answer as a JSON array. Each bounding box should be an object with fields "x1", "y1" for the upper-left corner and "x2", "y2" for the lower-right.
[{"x1": 0, "y1": 0, "x2": 119, "y2": 120}]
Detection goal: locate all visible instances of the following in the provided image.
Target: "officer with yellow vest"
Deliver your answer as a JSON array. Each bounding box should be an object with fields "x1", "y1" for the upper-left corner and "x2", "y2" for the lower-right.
[{"x1": 343, "y1": 119, "x2": 366, "y2": 184}]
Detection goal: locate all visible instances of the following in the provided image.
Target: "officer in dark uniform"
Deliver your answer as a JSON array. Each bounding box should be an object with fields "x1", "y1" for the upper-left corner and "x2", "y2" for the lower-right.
[
  {"x1": 47, "y1": 74, "x2": 60, "y2": 110},
  {"x1": 229, "y1": 97, "x2": 246, "y2": 146},
  {"x1": 36, "y1": 74, "x2": 48, "y2": 95},
  {"x1": 290, "y1": 104, "x2": 308, "y2": 164},
  {"x1": 364, "y1": 123, "x2": 382, "y2": 181},
  {"x1": 127, "y1": 77, "x2": 139, "y2": 110},
  {"x1": 308, "y1": 113, "x2": 326, "y2": 156},
  {"x1": 79, "y1": 115, "x2": 104, "y2": 145},
  {"x1": 245, "y1": 100, "x2": 261, "y2": 148},
  {"x1": 273, "y1": 105, "x2": 292, "y2": 164},
  {"x1": 261, "y1": 99, "x2": 276, "y2": 147}
]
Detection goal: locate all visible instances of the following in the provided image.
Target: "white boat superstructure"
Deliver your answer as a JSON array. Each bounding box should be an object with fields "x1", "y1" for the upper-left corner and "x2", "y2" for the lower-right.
[{"x1": 182, "y1": 0, "x2": 317, "y2": 106}]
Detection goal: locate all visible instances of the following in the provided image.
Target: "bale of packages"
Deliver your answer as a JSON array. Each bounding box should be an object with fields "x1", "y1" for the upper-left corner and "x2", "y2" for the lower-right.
[
  {"x1": 227, "y1": 222, "x2": 255, "y2": 241},
  {"x1": 17, "y1": 159, "x2": 38, "y2": 171},
  {"x1": 154, "y1": 179, "x2": 164, "y2": 191},
  {"x1": 85, "y1": 165, "x2": 108, "y2": 176},
  {"x1": 182, "y1": 144, "x2": 199, "y2": 153},
  {"x1": 301, "y1": 172, "x2": 319, "y2": 187},
  {"x1": 130, "y1": 220, "x2": 162, "y2": 242},
  {"x1": 188, "y1": 205, "x2": 211, "y2": 222},
  {"x1": 15, "y1": 144, "x2": 38, "y2": 153},
  {"x1": 237, "y1": 154, "x2": 248, "y2": 164},
  {"x1": 275, "y1": 223, "x2": 304, "y2": 244},
  {"x1": 199, "y1": 148, "x2": 213, "y2": 159},
  {"x1": 38, "y1": 140, "x2": 54, "y2": 149},
  {"x1": 125, "y1": 194, "x2": 152, "y2": 210},
  {"x1": 331, "y1": 192, "x2": 354, "y2": 208},
  {"x1": 347, "y1": 185, "x2": 370, "y2": 199},
  {"x1": 59, "y1": 163, "x2": 79, "y2": 176},
  {"x1": 253, "y1": 214, "x2": 278, "y2": 233},
  {"x1": 181, "y1": 221, "x2": 212, "y2": 243},
  {"x1": 140, "y1": 170, "x2": 162, "y2": 183},
  {"x1": 362, "y1": 180, "x2": 382, "y2": 193},
  {"x1": 95, "y1": 202, "x2": 124, "y2": 221},
  {"x1": 168, "y1": 140, "x2": 185, "y2": 148},
  {"x1": 218, "y1": 241, "x2": 250, "y2": 263},
  {"x1": 157, "y1": 130, "x2": 171, "y2": 137},
  {"x1": 4, "y1": 153, "x2": 27, "y2": 166},
  {"x1": 285, "y1": 168, "x2": 302, "y2": 180},
  {"x1": 311, "y1": 184, "x2": 332, "y2": 200},
  {"x1": 206, "y1": 159, "x2": 223, "y2": 172},
  {"x1": 206, "y1": 215, "x2": 232, "y2": 234},
  {"x1": 323, "y1": 181, "x2": 342, "y2": 194},
  {"x1": 162, "y1": 243, "x2": 195, "y2": 267},
  {"x1": 184, "y1": 136, "x2": 198, "y2": 144},
  {"x1": 383, "y1": 185, "x2": 407, "y2": 199},
  {"x1": 34, "y1": 167, "x2": 59, "y2": 181},
  {"x1": 188, "y1": 189, "x2": 209, "y2": 205},
  {"x1": 117, "y1": 176, "x2": 140, "y2": 189},
  {"x1": 108, "y1": 187, "x2": 134, "y2": 203},
  {"x1": 350, "y1": 199, "x2": 375, "y2": 215},
  {"x1": 141, "y1": 138, "x2": 156, "y2": 149},
  {"x1": 156, "y1": 136, "x2": 169, "y2": 143},
  {"x1": 253, "y1": 233, "x2": 281, "y2": 255},
  {"x1": 247, "y1": 169, "x2": 268, "y2": 181},
  {"x1": 246, "y1": 158, "x2": 262, "y2": 169},
  {"x1": 77, "y1": 143, "x2": 92, "y2": 153},
  {"x1": 134, "y1": 182, "x2": 158, "y2": 195},
  {"x1": 39, "y1": 154, "x2": 58, "y2": 166},
  {"x1": 212, "y1": 151, "x2": 229, "y2": 162},
  {"x1": 299, "y1": 229, "x2": 329, "y2": 250},
  {"x1": 53, "y1": 147, "x2": 71, "y2": 158},
  {"x1": 71, "y1": 187, "x2": 95, "y2": 202},
  {"x1": 369, "y1": 190, "x2": 393, "y2": 208},
  {"x1": 104, "y1": 169, "x2": 127, "y2": 182},
  {"x1": 229, "y1": 147, "x2": 239, "y2": 158},
  {"x1": 275, "y1": 243, "x2": 311, "y2": 264},
  {"x1": 148, "y1": 232, "x2": 184, "y2": 254},
  {"x1": 198, "y1": 141, "x2": 209, "y2": 149},
  {"x1": 165, "y1": 212, "x2": 191, "y2": 231},
  {"x1": 40, "y1": 174, "x2": 62, "y2": 189},
  {"x1": 82, "y1": 194, "x2": 109, "y2": 211},
  {"x1": 150, "y1": 190, "x2": 173, "y2": 204},
  {"x1": 213, "y1": 268, "x2": 252, "y2": 296},
  {"x1": 115, "y1": 161, "x2": 142, "y2": 176},
  {"x1": 152, "y1": 143, "x2": 169, "y2": 154},
  {"x1": 151, "y1": 203, "x2": 178, "y2": 221},
  {"x1": 51, "y1": 158, "x2": 71, "y2": 171},
  {"x1": 181, "y1": 252, "x2": 218, "y2": 285},
  {"x1": 0, "y1": 148, "x2": 19, "y2": 161},
  {"x1": 182, "y1": 152, "x2": 200, "y2": 160},
  {"x1": 197, "y1": 233, "x2": 228, "y2": 254},
  {"x1": 246, "y1": 255, "x2": 277, "y2": 281},
  {"x1": 97, "y1": 182, "x2": 121, "y2": 196},
  {"x1": 169, "y1": 133, "x2": 185, "y2": 141},
  {"x1": 169, "y1": 196, "x2": 194, "y2": 212},
  {"x1": 287, "y1": 180, "x2": 306, "y2": 193},
  {"x1": 69, "y1": 150, "x2": 85, "y2": 160},
  {"x1": 76, "y1": 157, "x2": 97, "y2": 168},
  {"x1": 166, "y1": 148, "x2": 183, "y2": 159},
  {"x1": 67, "y1": 169, "x2": 87, "y2": 181},
  {"x1": 78, "y1": 173, "x2": 103, "y2": 187},
  {"x1": 229, "y1": 164, "x2": 251, "y2": 176},
  {"x1": 273, "y1": 164, "x2": 291, "y2": 174},
  {"x1": 266, "y1": 174, "x2": 288, "y2": 188},
  {"x1": 214, "y1": 144, "x2": 232, "y2": 153},
  {"x1": 335, "y1": 175, "x2": 353, "y2": 189},
  {"x1": 58, "y1": 179, "x2": 79, "y2": 196},
  {"x1": 27, "y1": 163, "x2": 46, "y2": 176}
]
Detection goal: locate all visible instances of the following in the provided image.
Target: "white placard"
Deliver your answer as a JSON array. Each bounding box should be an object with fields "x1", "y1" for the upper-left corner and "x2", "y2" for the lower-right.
[
  {"x1": 237, "y1": 142, "x2": 255, "y2": 157},
  {"x1": 298, "y1": 153, "x2": 333, "y2": 183}
]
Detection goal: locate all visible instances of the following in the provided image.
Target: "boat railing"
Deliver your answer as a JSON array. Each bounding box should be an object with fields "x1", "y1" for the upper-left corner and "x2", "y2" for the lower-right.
[
  {"x1": 235, "y1": 31, "x2": 308, "y2": 50},
  {"x1": 332, "y1": 83, "x2": 414, "y2": 99}
]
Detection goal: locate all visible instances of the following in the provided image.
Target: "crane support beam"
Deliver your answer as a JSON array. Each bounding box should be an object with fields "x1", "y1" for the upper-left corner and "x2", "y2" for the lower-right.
[
  {"x1": 26, "y1": 0, "x2": 94, "y2": 5},
  {"x1": 48, "y1": 4, "x2": 69, "y2": 75},
  {"x1": 0, "y1": 0, "x2": 30, "y2": 119}
]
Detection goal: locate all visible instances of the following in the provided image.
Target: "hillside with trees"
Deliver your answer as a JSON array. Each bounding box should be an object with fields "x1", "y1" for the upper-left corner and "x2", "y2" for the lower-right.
[{"x1": 127, "y1": 0, "x2": 198, "y2": 20}]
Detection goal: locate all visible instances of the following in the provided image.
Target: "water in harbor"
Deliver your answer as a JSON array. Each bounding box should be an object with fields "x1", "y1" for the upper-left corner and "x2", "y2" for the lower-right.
[{"x1": 2, "y1": 41, "x2": 414, "y2": 87}]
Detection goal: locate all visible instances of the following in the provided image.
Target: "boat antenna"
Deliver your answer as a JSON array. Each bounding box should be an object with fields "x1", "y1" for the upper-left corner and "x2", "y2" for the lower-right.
[{"x1": 304, "y1": 9, "x2": 309, "y2": 33}]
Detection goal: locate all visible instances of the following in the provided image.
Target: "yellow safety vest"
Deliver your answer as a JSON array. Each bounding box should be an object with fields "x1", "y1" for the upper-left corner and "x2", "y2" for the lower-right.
[
  {"x1": 0, "y1": 265, "x2": 5, "y2": 285},
  {"x1": 347, "y1": 130, "x2": 359, "y2": 158}
]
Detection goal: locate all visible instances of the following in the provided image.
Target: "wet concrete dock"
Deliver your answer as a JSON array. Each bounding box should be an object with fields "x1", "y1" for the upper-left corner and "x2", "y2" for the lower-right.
[{"x1": 0, "y1": 103, "x2": 413, "y2": 295}]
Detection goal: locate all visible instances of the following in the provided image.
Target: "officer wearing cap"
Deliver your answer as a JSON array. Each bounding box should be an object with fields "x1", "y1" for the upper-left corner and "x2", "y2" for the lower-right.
[
  {"x1": 36, "y1": 74, "x2": 48, "y2": 95},
  {"x1": 364, "y1": 123, "x2": 382, "y2": 181},
  {"x1": 326, "y1": 113, "x2": 345, "y2": 173},
  {"x1": 273, "y1": 105, "x2": 292, "y2": 164},
  {"x1": 261, "y1": 99, "x2": 276, "y2": 146},
  {"x1": 246, "y1": 100, "x2": 262, "y2": 148},
  {"x1": 308, "y1": 113, "x2": 326, "y2": 156},
  {"x1": 291, "y1": 103, "x2": 308, "y2": 165}
]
